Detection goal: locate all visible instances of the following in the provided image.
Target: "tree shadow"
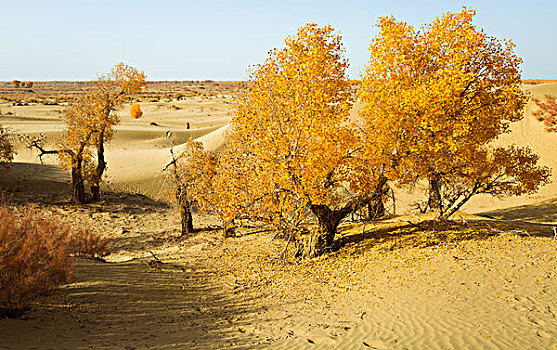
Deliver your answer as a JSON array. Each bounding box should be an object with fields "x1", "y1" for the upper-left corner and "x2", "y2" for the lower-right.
[
  {"x1": 0, "y1": 162, "x2": 169, "y2": 214},
  {"x1": 0, "y1": 258, "x2": 266, "y2": 349},
  {"x1": 333, "y1": 217, "x2": 556, "y2": 257},
  {"x1": 477, "y1": 198, "x2": 557, "y2": 224}
]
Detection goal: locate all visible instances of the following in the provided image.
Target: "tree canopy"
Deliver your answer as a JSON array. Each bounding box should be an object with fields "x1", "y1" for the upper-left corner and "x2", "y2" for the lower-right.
[{"x1": 360, "y1": 8, "x2": 549, "y2": 218}]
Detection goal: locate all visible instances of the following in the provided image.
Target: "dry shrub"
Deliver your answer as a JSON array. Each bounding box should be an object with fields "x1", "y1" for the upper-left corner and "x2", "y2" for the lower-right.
[
  {"x1": 70, "y1": 228, "x2": 111, "y2": 258},
  {"x1": 0, "y1": 126, "x2": 15, "y2": 167},
  {"x1": 0, "y1": 205, "x2": 111, "y2": 313}
]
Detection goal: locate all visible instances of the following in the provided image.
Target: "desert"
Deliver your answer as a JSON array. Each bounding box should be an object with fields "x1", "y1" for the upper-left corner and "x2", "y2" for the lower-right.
[
  {"x1": 0, "y1": 78, "x2": 556, "y2": 349},
  {"x1": 1, "y1": 4, "x2": 557, "y2": 350}
]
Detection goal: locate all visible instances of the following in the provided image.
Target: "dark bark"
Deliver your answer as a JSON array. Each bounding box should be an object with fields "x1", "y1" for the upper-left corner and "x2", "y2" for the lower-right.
[
  {"x1": 427, "y1": 174, "x2": 442, "y2": 214},
  {"x1": 71, "y1": 159, "x2": 86, "y2": 205},
  {"x1": 176, "y1": 185, "x2": 194, "y2": 236},
  {"x1": 304, "y1": 200, "x2": 364, "y2": 258},
  {"x1": 301, "y1": 176, "x2": 390, "y2": 258},
  {"x1": 367, "y1": 175, "x2": 389, "y2": 219},
  {"x1": 223, "y1": 220, "x2": 236, "y2": 238},
  {"x1": 90, "y1": 131, "x2": 106, "y2": 202}
]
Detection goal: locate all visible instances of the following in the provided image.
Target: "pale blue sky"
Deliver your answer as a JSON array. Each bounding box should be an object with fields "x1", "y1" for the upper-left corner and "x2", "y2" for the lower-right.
[{"x1": 1, "y1": 0, "x2": 555, "y2": 81}]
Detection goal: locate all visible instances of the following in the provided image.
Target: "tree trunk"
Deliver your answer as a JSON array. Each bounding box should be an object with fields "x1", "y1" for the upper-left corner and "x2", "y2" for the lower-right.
[
  {"x1": 367, "y1": 198, "x2": 385, "y2": 219},
  {"x1": 91, "y1": 133, "x2": 106, "y2": 202},
  {"x1": 367, "y1": 175, "x2": 388, "y2": 219},
  {"x1": 427, "y1": 175, "x2": 442, "y2": 214},
  {"x1": 176, "y1": 185, "x2": 193, "y2": 236},
  {"x1": 223, "y1": 219, "x2": 236, "y2": 238},
  {"x1": 71, "y1": 159, "x2": 86, "y2": 205},
  {"x1": 302, "y1": 205, "x2": 348, "y2": 258}
]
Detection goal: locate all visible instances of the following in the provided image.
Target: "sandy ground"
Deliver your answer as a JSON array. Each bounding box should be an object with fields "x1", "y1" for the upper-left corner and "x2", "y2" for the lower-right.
[{"x1": 0, "y1": 84, "x2": 557, "y2": 349}]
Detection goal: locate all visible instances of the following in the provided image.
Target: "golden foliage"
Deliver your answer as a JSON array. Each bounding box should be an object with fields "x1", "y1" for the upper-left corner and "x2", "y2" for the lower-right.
[
  {"x1": 56, "y1": 62, "x2": 146, "y2": 203},
  {"x1": 218, "y1": 23, "x2": 370, "y2": 233},
  {"x1": 360, "y1": 8, "x2": 549, "y2": 218},
  {"x1": 130, "y1": 103, "x2": 143, "y2": 119},
  {"x1": 167, "y1": 138, "x2": 217, "y2": 206}
]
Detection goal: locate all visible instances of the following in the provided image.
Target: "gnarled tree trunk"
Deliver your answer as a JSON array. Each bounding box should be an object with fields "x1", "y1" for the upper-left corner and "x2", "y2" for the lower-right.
[
  {"x1": 367, "y1": 175, "x2": 389, "y2": 220},
  {"x1": 223, "y1": 219, "x2": 236, "y2": 238},
  {"x1": 176, "y1": 185, "x2": 194, "y2": 236},
  {"x1": 300, "y1": 176, "x2": 390, "y2": 258},
  {"x1": 71, "y1": 158, "x2": 86, "y2": 205},
  {"x1": 90, "y1": 131, "x2": 106, "y2": 202}
]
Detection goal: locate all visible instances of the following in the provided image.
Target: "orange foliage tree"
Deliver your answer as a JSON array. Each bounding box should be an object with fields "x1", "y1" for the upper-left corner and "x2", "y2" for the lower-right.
[
  {"x1": 10, "y1": 80, "x2": 20, "y2": 88},
  {"x1": 130, "y1": 103, "x2": 143, "y2": 119},
  {"x1": 360, "y1": 8, "x2": 550, "y2": 219},
  {"x1": 88, "y1": 63, "x2": 146, "y2": 200},
  {"x1": 217, "y1": 24, "x2": 383, "y2": 256},
  {"x1": 30, "y1": 63, "x2": 146, "y2": 204},
  {"x1": 533, "y1": 95, "x2": 557, "y2": 132}
]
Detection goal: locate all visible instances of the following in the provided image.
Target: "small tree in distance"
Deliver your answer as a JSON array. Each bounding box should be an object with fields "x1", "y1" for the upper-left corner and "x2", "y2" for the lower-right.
[
  {"x1": 88, "y1": 63, "x2": 146, "y2": 201},
  {"x1": 0, "y1": 126, "x2": 15, "y2": 169},
  {"x1": 30, "y1": 63, "x2": 146, "y2": 204},
  {"x1": 130, "y1": 103, "x2": 143, "y2": 119}
]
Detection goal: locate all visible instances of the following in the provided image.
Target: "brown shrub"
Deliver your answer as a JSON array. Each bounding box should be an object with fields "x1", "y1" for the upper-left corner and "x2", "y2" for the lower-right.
[
  {"x1": 0, "y1": 126, "x2": 15, "y2": 167},
  {"x1": 70, "y1": 228, "x2": 111, "y2": 258},
  {"x1": 0, "y1": 205, "x2": 111, "y2": 313}
]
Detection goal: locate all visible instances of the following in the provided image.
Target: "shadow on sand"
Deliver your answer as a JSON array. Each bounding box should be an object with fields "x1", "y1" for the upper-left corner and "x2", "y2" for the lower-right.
[
  {"x1": 1, "y1": 162, "x2": 169, "y2": 214},
  {"x1": 0, "y1": 258, "x2": 265, "y2": 349},
  {"x1": 478, "y1": 197, "x2": 557, "y2": 225},
  {"x1": 334, "y1": 213, "x2": 556, "y2": 257}
]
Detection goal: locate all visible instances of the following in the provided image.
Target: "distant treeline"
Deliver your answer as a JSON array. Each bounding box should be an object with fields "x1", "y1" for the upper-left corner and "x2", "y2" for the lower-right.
[{"x1": 522, "y1": 79, "x2": 557, "y2": 85}]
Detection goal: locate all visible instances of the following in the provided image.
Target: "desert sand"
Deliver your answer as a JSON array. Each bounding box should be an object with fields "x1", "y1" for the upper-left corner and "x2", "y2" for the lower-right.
[{"x1": 0, "y1": 82, "x2": 556, "y2": 349}]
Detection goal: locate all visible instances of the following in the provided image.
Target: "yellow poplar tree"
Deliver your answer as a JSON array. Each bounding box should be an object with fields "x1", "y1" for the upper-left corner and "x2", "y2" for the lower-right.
[
  {"x1": 360, "y1": 8, "x2": 550, "y2": 219},
  {"x1": 88, "y1": 63, "x2": 146, "y2": 201},
  {"x1": 30, "y1": 63, "x2": 146, "y2": 204},
  {"x1": 130, "y1": 103, "x2": 143, "y2": 119},
  {"x1": 30, "y1": 94, "x2": 99, "y2": 204},
  {"x1": 222, "y1": 23, "x2": 381, "y2": 256}
]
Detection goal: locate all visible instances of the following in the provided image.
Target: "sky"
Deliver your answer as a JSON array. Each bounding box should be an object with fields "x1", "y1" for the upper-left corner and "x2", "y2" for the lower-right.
[{"x1": 1, "y1": 0, "x2": 556, "y2": 81}]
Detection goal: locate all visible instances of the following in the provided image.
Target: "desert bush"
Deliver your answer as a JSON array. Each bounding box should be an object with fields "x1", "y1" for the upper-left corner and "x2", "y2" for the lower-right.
[
  {"x1": 130, "y1": 103, "x2": 143, "y2": 119},
  {"x1": 0, "y1": 205, "x2": 73, "y2": 311},
  {"x1": 0, "y1": 126, "x2": 15, "y2": 168},
  {"x1": 533, "y1": 95, "x2": 557, "y2": 132},
  {"x1": 11, "y1": 80, "x2": 20, "y2": 88},
  {"x1": 69, "y1": 227, "x2": 112, "y2": 258},
  {"x1": 0, "y1": 205, "x2": 111, "y2": 313}
]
